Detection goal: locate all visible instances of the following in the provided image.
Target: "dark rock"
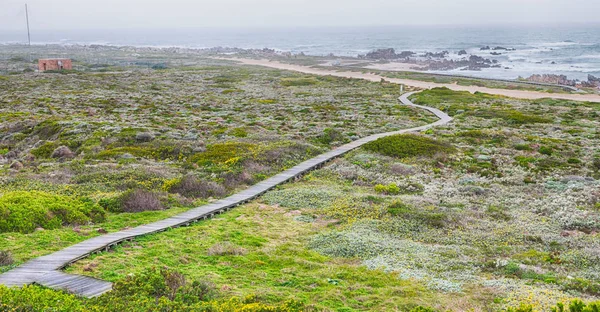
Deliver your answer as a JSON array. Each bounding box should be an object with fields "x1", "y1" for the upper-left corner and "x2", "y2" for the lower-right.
[
  {"x1": 425, "y1": 51, "x2": 449, "y2": 58},
  {"x1": 51, "y1": 146, "x2": 74, "y2": 159},
  {"x1": 458, "y1": 50, "x2": 468, "y2": 55},
  {"x1": 397, "y1": 51, "x2": 416, "y2": 58},
  {"x1": 491, "y1": 52, "x2": 502, "y2": 56},
  {"x1": 135, "y1": 132, "x2": 155, "y2": 142},
  {"x1": 361, "y1": 48, "x2": 415, "y2": 60},
  {"x1": 480, "y1": 46, "x2": 491, "y2": 50},
  {"x1": 363, "y1": 48, "x2": 397, "y2": 60}
]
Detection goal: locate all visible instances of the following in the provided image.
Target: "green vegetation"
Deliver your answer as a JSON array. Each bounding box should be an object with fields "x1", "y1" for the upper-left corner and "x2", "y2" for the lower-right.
[
  {"x1": 363, "y1": 133, "x2": 455, "y2": 159},
  {"x1": 0, "y1": 191, "x2": 105, "y2": 234},
  {"x1": 1, "y1": 47, "x2": 600, "y2": 311},
  {"x1": 0, "y1": 267, "x2": 305, "y2": 311},
  {"x1": 280, "y1": 77, "x2": 319, "y2": 86}
]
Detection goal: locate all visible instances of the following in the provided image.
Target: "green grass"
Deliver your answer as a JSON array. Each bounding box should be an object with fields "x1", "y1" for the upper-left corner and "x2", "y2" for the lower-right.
[
  {"x1": 363, "y1": 134, "x2": 455, "y2": 159},
  {"x1": 0, "y1": 206, "x2": 190, "y2": 264},
  {"x1": 67, "y1": 204, "x2": 449, "y2": 311}
]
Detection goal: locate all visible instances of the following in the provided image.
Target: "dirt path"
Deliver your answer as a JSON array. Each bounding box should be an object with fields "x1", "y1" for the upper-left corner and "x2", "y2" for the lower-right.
[{"x1": 225, "y1": 58, "x2": 600, "y2": 103}]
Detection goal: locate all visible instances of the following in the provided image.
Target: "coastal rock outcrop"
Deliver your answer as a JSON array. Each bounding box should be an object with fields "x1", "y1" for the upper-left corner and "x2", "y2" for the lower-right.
[
  {"x1": 526, "y1": 74, "x2": 574, "y2": 86},
  {"x1": 424, "y1": 51, "x2": 449, "y2": 58},
  {"x1": 361, "y1": 48, "x2": 415, "y2": 60}
]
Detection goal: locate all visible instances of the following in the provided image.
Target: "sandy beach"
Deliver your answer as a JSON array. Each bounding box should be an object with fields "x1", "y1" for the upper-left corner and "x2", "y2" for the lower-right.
[{"x1": 227, "y1": 58, "x2": 600, "y2": 103}]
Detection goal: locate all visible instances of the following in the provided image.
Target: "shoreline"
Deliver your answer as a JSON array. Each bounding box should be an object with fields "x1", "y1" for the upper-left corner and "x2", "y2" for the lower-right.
[
  {"x1": 225, "y1": 58, "x2": 600, "y2": 103},
  {"x1": 2, "y1": 42, "x2": 599, "y2": 85}
]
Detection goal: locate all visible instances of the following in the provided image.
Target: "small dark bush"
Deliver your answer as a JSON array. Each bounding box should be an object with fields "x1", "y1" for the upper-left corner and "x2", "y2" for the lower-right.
[
  {"x1": 539, "y1": 146, "x2": 553, "y2": 155},
  {"x1": 514, "y1": 144, "x2": 532, "y2": 151},
  {"x1": 316, "y1": 128, "x2": 347, "y2": 145},
  {"x1": 363, "y1": 134, "x2": 455, "y2": 159},
  {"x1": 486, "y1": 205, "x2": 511, "y2": 221},
  {"x1": 592, "y1": 158, "x2": 600, "y2": 171},
  {"x1": 0, "y1": 251, "x2": 14, "y2": 266},
  {"x1": 388, "y1": 200, "x2": 412, "y2": 216},
  {"x1": 151, "y1": 63, "x2": 168, "y2": 70},
  {"x1": 168, "y1": 175, "x2": 226, "y2": 199},
  {"x1": 222, "y1": 171, "x2": 254, "y2": 189},
  {"x1": 567, "y1": 158, "x2": 582, "y2": 165},
  {"x1": 280, "y1": 77, "x2": 319, "y2": 86},
  {"x1": 120, "y1": 189, "x2": 164, "y2": 213}
]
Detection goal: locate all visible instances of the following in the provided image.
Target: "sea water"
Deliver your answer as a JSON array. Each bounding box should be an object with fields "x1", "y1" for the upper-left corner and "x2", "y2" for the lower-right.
[{"x1": 1, "y1": 24, "x2": 599, "y2": 81}]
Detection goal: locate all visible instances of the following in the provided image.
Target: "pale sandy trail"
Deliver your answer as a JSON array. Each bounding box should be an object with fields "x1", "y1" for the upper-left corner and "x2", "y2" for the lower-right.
[{"x1": 225, "y1": 58, "x2": 600, "y2": 103}]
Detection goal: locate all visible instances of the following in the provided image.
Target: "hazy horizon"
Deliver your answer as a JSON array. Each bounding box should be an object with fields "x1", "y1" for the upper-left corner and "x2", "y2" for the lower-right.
[{"x1": 1, "y1": 0, "x2": 600, "y2": 32}]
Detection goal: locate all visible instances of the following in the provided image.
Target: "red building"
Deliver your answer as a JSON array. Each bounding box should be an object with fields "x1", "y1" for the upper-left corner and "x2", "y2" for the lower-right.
[{"x1": 38, "y1": 59, "x2": 72, "y2": 71}]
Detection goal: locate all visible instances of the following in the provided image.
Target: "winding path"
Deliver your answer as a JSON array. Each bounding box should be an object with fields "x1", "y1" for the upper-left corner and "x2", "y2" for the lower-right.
[{"x1": 0, "y1": 91, "x2": 451, "y2": 297}]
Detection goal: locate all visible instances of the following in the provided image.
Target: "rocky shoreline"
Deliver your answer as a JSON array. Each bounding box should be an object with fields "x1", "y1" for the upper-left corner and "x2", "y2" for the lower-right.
[
  {"x1": 358, "y1": 48, "x2": 600, "y2": 88},
  {"x1": 525, "y1": 74, "x2": 600, "y2": 88},
  {"x1": 2, "y1": 43, "x2": 599, "y2": 89}
]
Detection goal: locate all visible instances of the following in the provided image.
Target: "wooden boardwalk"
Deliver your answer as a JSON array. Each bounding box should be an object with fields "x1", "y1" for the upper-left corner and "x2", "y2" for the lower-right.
[{"x1": 0, "y1": 92, "x2": 451, "y2": 297}]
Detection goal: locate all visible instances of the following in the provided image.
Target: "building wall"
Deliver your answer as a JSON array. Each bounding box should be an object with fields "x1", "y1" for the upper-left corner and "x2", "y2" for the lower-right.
[{"x1": 38, "y1": 59, "x2": 72, "y2": 71}]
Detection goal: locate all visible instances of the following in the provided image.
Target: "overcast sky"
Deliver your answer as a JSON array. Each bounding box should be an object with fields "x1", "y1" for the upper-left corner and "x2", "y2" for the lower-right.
[{"x1": 1, "y1": 0, "x2": 599, "y2": 31}]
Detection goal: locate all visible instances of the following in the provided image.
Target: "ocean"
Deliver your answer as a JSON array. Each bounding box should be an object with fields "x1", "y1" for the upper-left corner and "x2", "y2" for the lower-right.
[{"x1": 1, "y1": 25, "x2": 599, "y2": 81}]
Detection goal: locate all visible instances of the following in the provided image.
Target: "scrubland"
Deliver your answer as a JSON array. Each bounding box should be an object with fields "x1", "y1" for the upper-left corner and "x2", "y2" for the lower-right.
[{"x1": 1, "y1": 49, "x2": 599, "y2": 311}]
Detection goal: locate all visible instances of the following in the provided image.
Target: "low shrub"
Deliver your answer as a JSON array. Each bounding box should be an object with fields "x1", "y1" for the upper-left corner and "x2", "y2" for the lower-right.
[
  {"x1": 0, "y1": 191, "x2": 106, "y2": 233},
  {"x1": 119, "y1": 189, "x2": 164, "y2": 213},
  {"x1": 206, "y1": 242, "x2": 247, "y2": 256},
  {"x1": 280, "y1": 77, "x2": 319, "y2": 86},
  {"x1": 514, "y1": 143, "x2": 532, "y2": 151},
  {"x1": 229, "y1": 127, "x2": 248, "y2": 138},
  {"x1": 363, "y1": 134, "x2": 455, "y2": 159},
  {"x1": 188, "y1": 142, "x2": 256, "y2": 169},
  {"x1": 470, "y1": 109, "x2": 552, "y2": 124},
  {"x1": 387, "y1": 200, "x2": 412, "y2": 216},
  {"x1": 375, "y1": 183, "x2": 401, "y2": 195},
  {"x1": 562, "y1": 278, "x2": 600, "y2": 296},
  {"x1": 222, "y1": 171, "x2": 254, "y2": 189},
  {"x1": 316, "y1": 128, "x2": 347, "y2": 145},
  {"x1": 167, "y1": 175, "x2": 227, "y2": 199},
  {"x1": 591, "y1": 157, "x2": 600, "y2": 170},
  {"x1": 509, "y1": 300, "x2": 600, "y2": 312},
  {"x1": 539, "y1": 146, "x2": 553, "y2": 155},
  {"x1": 30, "y1": 141, "x2": 59, "y2": 159},
  {"x1": 0, "y1": 251, "x2": 14, "y2": 266},
  {"x1": 486, "y1": 205, "x2": 511, "y2": 221}
]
